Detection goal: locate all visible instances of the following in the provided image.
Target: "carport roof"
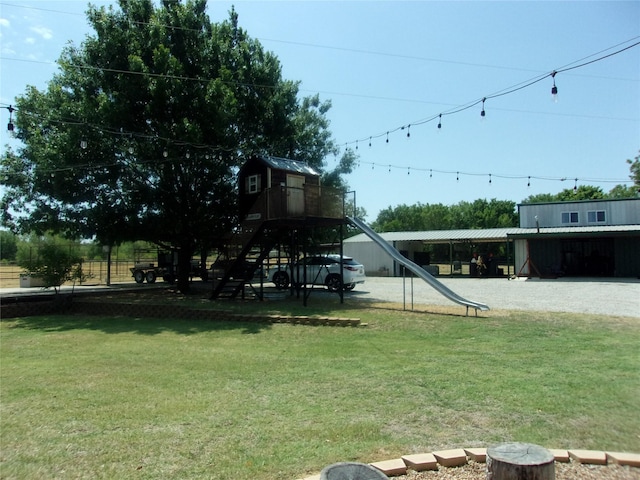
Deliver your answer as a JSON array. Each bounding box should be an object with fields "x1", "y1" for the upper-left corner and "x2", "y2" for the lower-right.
[
  {"x1": 345, "y1": 228, "x2": 521, "y2": 244},
  {"x1": 345, "y1": 225, "x2": 640, "y2": 244}
]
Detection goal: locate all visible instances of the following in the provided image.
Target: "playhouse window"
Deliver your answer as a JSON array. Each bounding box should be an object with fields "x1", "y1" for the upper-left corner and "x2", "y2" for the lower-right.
[{"x1": 246, "y1": 175, "x2": 260, "y2": 194}]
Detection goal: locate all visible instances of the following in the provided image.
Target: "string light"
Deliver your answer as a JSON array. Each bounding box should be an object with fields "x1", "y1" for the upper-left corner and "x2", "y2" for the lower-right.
[
  {"x1": 5, "y1": 105, "x2": 15, "y2": 132},
  {"x1": 338, "y1": 39, "x2": 639, "y2": 150},
  {"x1": 551, "y1": 71, "x2": 558, "y2": 102},
  {"x1": 406, "y1": 124, "x2": 411, "y2": 138},
  {"x1": 3, "y1": 99, "x2": 631, "y2": 191},
  {"x1": 80, "y1": 137, "x2": 88, "y2": 149},
  {"x1": 350, "y1": 160, "x2": 628, "y2": 188},
  {"x1": 1, "y1": 34, "x2": 637, "y2": 192}
]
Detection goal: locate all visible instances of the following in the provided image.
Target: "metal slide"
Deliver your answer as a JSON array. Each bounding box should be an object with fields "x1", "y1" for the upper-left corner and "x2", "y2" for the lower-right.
[{"x1": 347, "y1": 216, "x2": 489, "y2": 313}]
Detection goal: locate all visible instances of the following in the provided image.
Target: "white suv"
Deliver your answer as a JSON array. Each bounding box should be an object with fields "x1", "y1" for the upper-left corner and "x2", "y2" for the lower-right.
[{"x1": 268, "y1": 254, "x2": 366, "y2": 292}]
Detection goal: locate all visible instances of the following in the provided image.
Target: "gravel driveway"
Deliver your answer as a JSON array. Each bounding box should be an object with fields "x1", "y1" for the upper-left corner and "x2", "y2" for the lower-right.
[{"x1": 351, "y1": 276, "x2": 640, "y2": 318}]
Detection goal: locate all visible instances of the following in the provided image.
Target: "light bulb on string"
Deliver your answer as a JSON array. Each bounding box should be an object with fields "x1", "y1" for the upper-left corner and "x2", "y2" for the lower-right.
[
  {"x1": 573, "y1": 178, "x2": 578, "y2": 193},
  {"x1": 429, "y1": 169, "x2": 432, "y2": 179},
  {"x1": 551, "y1": 71, "x2": 558, "y2": 102},
  {"x1": 6, "y1": 105, "x2": 15, "y2": 133},
  {"x1": 456, "y1": 171, "x2": 459, "y2": 182},
  {"x1": 386, "y1": 131, "x2": 389, "y2": 143},
  {"x1": 480, "y1": 98, "x2": 486, "y2": 120},
  {"x1": 80, "y1": 137, "x2": 88, "y2": 150},
  {"x1": 355, "y1": 140, "x2": 358, "y2": 150},
  {"x1": 163, "y1": 148, "x2": 168, "y2": 158},
  {"x1": 407, "y1": 167, "x2": 410, "y2": 175},
  {"x1": 527, "y1": 176, "x2": 531, "y2": 188},
  {"x1": 489, "y1": 173, "x2": 492, "y2": 185},
  {"x1": 368, "y1": 136, "x2": 372, "y2": 147},
  {"x1": 406, "y1": 124, "x2": 411, "y2": 138},
  {"x1": 437, "y1": 114, "x2": 442, "y2": 130}
]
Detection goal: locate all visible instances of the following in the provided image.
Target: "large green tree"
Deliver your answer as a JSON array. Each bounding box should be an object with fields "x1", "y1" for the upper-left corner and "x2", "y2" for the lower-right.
[
  {"x1": 1, "y1": 0, "x2": 352, "y2": 292},
  {"x1": 371, "y1": 198, "x2": 517, "y2": 232},
  {"x1": 521, "y1": 185, "x2": 607, "y2": 204}
]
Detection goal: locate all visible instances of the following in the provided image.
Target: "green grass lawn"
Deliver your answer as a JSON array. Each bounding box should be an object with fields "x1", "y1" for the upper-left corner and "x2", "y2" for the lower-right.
[{"x1": 1, "y1": 298, "x2": 639, "y2": 479}]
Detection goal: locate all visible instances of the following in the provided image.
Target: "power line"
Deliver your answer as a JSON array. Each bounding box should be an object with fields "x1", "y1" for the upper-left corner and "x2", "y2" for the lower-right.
[
  {"x1": 2, "y1": 1, "x2": 638, "y2": 83},
  {"x1": 1, "y1": 5, "x2": 638, "y2": 191}
]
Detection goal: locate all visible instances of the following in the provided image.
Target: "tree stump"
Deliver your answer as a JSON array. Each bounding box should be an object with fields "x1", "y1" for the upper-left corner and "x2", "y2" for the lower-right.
[
  {"x1": 320, "y1": 462, "x2": 389, "y2": 480},
  {"x1": 487, "y1": 443, "x2": 555, "y2": 480}
]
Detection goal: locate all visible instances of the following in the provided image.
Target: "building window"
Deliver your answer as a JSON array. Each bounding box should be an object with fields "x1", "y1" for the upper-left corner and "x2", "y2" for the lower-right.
[
  {"x1": 246, "y1": 174, "x2": 260, "y2": 194},
  {"x1": 561, "y1": 211, "x2": 579, "y2": 224},
  {"x1": 587, "y1": 210, "x2": 606, "y2": 223}
]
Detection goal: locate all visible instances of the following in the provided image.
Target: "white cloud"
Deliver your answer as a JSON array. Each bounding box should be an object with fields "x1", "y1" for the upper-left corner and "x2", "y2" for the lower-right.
[{"x1": 30, "y1": 26, "x2": 53, "y2": 40}]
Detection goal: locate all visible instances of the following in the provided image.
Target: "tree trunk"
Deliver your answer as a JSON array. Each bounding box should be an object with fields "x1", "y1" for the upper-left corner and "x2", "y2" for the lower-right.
[
  {"x1": 487, "y1": 443, "x2": 555, "y2": 480},
  {"x1": 200, "y1": 249, "x2": 208, "y2": 281},
  {"x1": 176, "y1": 245, "x2": 192, "y2": 294},
  {"x1": 106, "y1": 244, "x2": 112, "y2": 286}
]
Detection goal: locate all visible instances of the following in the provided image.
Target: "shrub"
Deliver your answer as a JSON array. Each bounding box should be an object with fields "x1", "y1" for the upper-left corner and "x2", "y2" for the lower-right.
[{"x1": 18, "y1": 242, "x2": 87, "y2": 293}]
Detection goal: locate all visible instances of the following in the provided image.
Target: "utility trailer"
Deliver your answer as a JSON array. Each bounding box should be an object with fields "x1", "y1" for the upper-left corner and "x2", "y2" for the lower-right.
[{"x1": 130, "y1": 249, "x2": 206, "y2": 284}]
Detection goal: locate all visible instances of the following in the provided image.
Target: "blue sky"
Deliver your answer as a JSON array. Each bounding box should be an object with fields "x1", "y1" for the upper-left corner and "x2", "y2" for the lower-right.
[{"x1": 1, "y1": 1, "x2": 639, "y2": 222}]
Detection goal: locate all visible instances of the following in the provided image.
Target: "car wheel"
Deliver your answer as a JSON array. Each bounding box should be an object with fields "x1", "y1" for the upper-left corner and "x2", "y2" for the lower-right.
[
  {"x1": 325, "y1": 274, "x2": 342, "y2": 292},
  {"x1": 146, "y1": 271, "x2": 157, "y2": 283},
  {"x1": 344, "y1": 283, "x2": 355, "y2": 291},
  {"x1": 272, "y1": 271, "x2": 290, "y2": 289},
  {"x1": 133, "y1": 270, "x2": 145, "y2": 284}
]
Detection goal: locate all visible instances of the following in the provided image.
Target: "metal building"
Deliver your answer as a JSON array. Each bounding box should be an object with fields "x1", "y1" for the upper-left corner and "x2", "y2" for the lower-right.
[{"x1": 344, "y1": 198, "x2": 640, "y2": 278}]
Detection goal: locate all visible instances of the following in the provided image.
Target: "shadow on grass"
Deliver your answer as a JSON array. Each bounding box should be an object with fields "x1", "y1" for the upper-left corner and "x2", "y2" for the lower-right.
[{"x1": 3, "y1": 314, "x2": 272, "y2": 336}]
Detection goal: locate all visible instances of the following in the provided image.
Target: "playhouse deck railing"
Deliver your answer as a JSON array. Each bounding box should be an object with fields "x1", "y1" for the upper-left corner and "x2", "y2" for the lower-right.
[{"x1": 244, "y1": 185, "x2": 345, "y2": 222}]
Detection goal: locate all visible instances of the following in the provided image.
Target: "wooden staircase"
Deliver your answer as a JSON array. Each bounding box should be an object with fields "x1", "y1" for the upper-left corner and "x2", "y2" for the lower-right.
[{"x1": 210, "y1": 221, "x2": 280, "y2": 300}]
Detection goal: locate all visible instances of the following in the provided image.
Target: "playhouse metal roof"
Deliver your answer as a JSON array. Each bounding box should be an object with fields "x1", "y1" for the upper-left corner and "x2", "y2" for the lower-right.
[{"x1": 258, "y1": 155, "x2": 320, "y2": 176}]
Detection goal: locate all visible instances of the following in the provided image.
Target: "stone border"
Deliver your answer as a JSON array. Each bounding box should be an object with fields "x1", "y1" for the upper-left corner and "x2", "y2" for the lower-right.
[
  {"x1": 1, "y1": 299, "x2": 361, "y2": 327},
  {"x1": 296, "y1": 448, "x2": 640, "y2": 479}
]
